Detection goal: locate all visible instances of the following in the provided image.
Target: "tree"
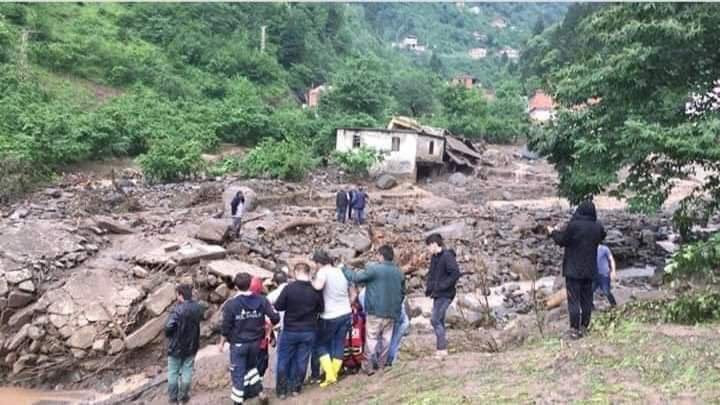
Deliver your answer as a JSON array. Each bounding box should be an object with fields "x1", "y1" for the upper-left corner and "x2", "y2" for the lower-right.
[
  {"x1": 528, "y1": 4, "x2": 720, "y2": 235},
  {"x1": 392, "y1": 68, "x2": 439, "y2": 117},
  {"x1": 279, "y1": 8, "x2": 307, "y2": 67},
  {"x1": 532, "y1": 17, "x2": 545, "y2": 35},
  {"x1": 437, "y1": 85, "x2": 488, "y2": 137},
  {"x1": 320, "y1": 57, "x2": 392, "y2": 119},
  {"x1": 429, "y1": 52, "x2": 444, "y2": 75}
]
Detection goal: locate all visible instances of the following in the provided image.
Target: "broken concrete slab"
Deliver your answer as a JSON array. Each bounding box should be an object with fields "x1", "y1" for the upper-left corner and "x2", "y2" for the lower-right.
[
  {"x1": 124, "y1": 315, "x2": 166, "y2": 350},
  {"x1": 144, "y1": 283, "x2": 176, "y2": 317},
  {"x1": 174, "y1": 245, "x2": 226, "y2": 265},
  {"x1": 196, "y1": 219, "x2": 230, "y2": 245},
  {"x1": 206, "y1": 260, "x2": 273, "y2": 281}
]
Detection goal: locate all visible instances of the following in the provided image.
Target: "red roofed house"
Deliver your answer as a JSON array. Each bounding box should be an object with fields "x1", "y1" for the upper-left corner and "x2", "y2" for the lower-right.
[{"x1": 528, "y1": 90, "x2": 555, "y2": 122}]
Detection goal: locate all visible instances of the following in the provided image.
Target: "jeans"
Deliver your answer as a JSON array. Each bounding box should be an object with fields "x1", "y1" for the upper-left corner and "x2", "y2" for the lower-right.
[
  {"x1": 593, "y1": 274, "x2": 617, "y2": 306},
  {"x1": 310, "y1": 336, "x2": 321, "y2": 380},
  {"x1": 354, "y1": 208, "x2": 365, "y2": 225},
  {"x1": 566, "y1": 277, "x2": 594, "y2": 330},
  {"x1": 318, "y1": 314, "x2": 352, "y2": 360},
  {"x1": 276, "y1": 330, "x2": 315, "y2": 396},
  {"x1": 431, "y1": 297, "x2": 452, "y2": 351},
  {"x1": 231, "y1": 216, "x2": 242, "y2": 238},
  {"x1": 336, "y1": 206, "x2": 347, "y2": 223},
  {"x1": 363, "y1": 315, "x2": 394, "y2": 373},
  {"x1": 388, "y1": 301, "x2": 409, "y2": 365},
  {"x1": 257, "y1": 349, "x2": 269, "y2": 377},
  {"x1": 229, "y1": 341, "x2": 262, "y2": 404},
  {"x1": 168, "y1": 355, "x2": 195, "y2": 401}
]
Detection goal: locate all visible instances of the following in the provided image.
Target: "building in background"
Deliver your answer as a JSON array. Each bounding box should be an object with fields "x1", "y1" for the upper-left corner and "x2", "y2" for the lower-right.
[{"x1": 528, "y1": 90, "x2": 555, "y2": 122}]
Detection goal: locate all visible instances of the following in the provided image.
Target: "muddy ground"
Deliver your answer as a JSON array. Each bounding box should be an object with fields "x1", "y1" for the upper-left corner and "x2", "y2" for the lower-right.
[{"x1": 0, "y1": 144, "x2": 707, "y2": 404}]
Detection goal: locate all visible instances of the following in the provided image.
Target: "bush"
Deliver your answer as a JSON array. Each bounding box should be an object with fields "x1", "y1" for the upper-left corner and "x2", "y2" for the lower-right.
[
  {"x1": 240, "y1": 137, "x2": 318, "y2": 181},
  {"x1": 136, "y1": 138, "x2": 205, "y2": 183},
  {"x1": 331, "y1": 146, "x2": 383, "y2": 176},
  {"x1": 206, "y1": 156, "x2": 242, "y2": 177},
  {"x1": 664, "y1": 232, "x2": 720, "y2": 284}
]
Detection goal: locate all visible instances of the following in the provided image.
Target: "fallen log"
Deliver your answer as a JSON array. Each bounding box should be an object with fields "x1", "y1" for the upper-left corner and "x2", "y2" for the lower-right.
[{"x1": 273, "y1": 217, "x2": 324, "y2": 234}]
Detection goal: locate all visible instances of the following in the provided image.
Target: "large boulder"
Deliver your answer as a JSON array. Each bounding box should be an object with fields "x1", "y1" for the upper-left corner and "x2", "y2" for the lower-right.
[
  {"x1": 8, "y1": 291, "x2": 34, "y2": 308},
  {"x1": 196, "y1": 219, "x2": 231, "y2": 245},
  {"x1": 375, "y1": 174, "x2": 398, "y2": 190},
  {"x1": 338, "y1": 232, "x2": 372, "y2": 254},
  {"x1": 207, "y1": 260, "x2": 274, "y2": 281},
  {"x1": 222, "y1": 186, "x2": 257, "y2": 217},
  {"x1": 144, "y1": 283, "x2": 176, "y2": 317}
]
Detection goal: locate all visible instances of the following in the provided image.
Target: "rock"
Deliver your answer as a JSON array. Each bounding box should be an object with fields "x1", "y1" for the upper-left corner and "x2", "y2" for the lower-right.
[
  {"x1": 338, "y1": 232, "x2": 372, "y2": 253},
  {"x1": 417, "y1": 196, "x2": 456, "y2": 211},
  {"x1": 49, "y1": 314, "x2": 68, "y2": 329},
  {"x1": 163, "y1": 243, "x2": 181, "y2": 252},
  {"x1": 71, "y1": 349, "x2": 86, "y2": 359},
  {"x1": 211, "y1": 284, "x2": 230, "y2": 303},
  {"x1": 67, "y1": 325, "x2": 97, "y2": 349},
  {"x1": 424, "y1": 221, "x2": 470, "y2": 241},
  {"x1": 10, "y1": 207, "x2": 30, "y2": 220},
  {"x1": 144, "y1": 283, "x2": 176, "y2": 317},
  {"x1": 196, "y1": 219, "x2": 231, "y2": 245},
  {"x1": 640, "y1": 229, "x2": 656, "y2": 246},
  {"x1": 8, "y1": 291, "x2": 34, "y2": 308},
  {"x1": 407, "y1": 297, "x2": 433, "y2": 318},
  {"x1": 510, "y1": 259, "x2": 536, "y2": 281},
  {"x1": 85, "y1": 304, "x2": 114, "y2": 323},
  {"x1": 327, "y1": 248, "x2": 356, "y2": 263},
  {"x1": 656, "y1": 240, "x2": 679, "y2": 255},
  {"x1": 95, "y1": 216, "x2": 134, "y2": 234},
  {"x1": 124, "y1": 316, "x2": 166, "y2": 350},
  {"x1": 132, "y1": 266, "x2": 149, "y2": 279},
  {"x1": 5, "y1": 269, "x2": 32, "y2": 284},
  {"x1": 448, "y1": 172, "x2": 467, "y2": 187},
  {"x1": 46, "y1": 188, "x2": 63, "y2": 198},
  {"x1": 108, "y1": 338, "x2": 124, "y2": 354},
  {"x1": 27, "y1": 325, "x2": 44, "y2": 340},
  {"x1": 92, "y1": 339, "x2": 106, "y2": 352},
  {"x1": 222, "y1": 186, "x2": 257, "y2": 216},
  {"x1": 58, "y1": 326, "x2": 73, "y2": 339},
  {"x1": 375, "y1": 174, "x2": 398, "y2": 190},
  {"x1": 174, "y1": 245, "x2": 226, "y2": 265},
  {"x1": 207, "y1": 260, "x2": 273, "y2": 281},
  {"x1": 0, "y1": 277, "x2": 8, "y2": 297},
  {"x1": 18, "y1": 280, "x2": 35, "y2": 293},
  {"x1": 8, "y1": 305, "x2": 35, "y2": 327},
  {"x1": 6, "y1": 324, "x2": 30, "y2": 351}
]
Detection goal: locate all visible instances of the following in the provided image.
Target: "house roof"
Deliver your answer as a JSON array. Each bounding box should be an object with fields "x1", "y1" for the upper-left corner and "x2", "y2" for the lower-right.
[
  {"x1": 337, "y1": 127, "x2": 446, "y2": 140},
  {"x1": 529, "y1": 91, "x2": 554, "y2": 111}
]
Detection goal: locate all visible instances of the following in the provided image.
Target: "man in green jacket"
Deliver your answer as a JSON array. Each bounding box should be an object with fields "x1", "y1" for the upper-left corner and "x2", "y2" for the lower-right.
[{"x1": 342, "y1": 245, "x2": 404, "y2": 376}]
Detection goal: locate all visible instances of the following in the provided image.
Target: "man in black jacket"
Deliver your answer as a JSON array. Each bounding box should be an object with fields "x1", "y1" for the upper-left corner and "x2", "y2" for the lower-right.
[
  {"x1": 221, "y1": 272, "x2": 280, "y2": 405},
  {"x1": 165, "y1": 284, "x2": 206, "y2": 404},
  {"x1": 424, "y1": 233, "x2": 460, "y2": 359},
  {"x1": 550, "y1": 200, "x2": 606, "y2": 339},
  {"x1": 336, "y1": 190, "x2": 349, "y2": 223},
  {"x1": 273, "y1": 263, "x2": 323, "y2": 398}
]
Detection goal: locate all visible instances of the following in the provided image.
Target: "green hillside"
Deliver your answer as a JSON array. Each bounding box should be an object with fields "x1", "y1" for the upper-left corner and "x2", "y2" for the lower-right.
[{"x1": 0, "y1": 3, "x2": 565, "y2": 198}]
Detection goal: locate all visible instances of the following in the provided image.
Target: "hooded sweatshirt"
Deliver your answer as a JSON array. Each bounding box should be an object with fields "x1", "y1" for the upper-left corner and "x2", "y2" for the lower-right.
[{"x1": 551, "y1": 201, "x2": 607, "y2": 279}]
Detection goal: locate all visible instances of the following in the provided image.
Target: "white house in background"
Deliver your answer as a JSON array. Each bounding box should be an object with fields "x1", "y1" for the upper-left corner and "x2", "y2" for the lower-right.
[
  {"x1": 468, "y1": 47, "x2": 488, "y2": 60},
  {"x1": 468, "y1": 6, "x2": 481, "y2": 15},
  {"x1": 498, "y1": 46, "x2": 520, "y2": 60},
  {"x1": 335, "y1": 128, "x2": 445, "y2": 179}
]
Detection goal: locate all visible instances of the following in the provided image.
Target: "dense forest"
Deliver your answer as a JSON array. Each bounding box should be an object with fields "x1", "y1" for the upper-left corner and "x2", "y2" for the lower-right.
[{"x1": 0, "y1": 3, "x2": 565, "y2": 195}]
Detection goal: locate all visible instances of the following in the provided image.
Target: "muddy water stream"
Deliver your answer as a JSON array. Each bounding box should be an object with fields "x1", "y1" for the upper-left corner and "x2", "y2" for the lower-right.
[{"x1": 0, "y1": 387, "x2": 98, "y2": 405}]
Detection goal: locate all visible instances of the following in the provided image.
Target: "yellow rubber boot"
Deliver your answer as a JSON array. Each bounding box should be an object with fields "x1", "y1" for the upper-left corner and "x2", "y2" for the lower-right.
[
  {"x1": 332, "y1": 358, "x2": 343, "y2": 377},
  {"x1": 319, "y1": 355, "x2": 337, "y2": 388}
]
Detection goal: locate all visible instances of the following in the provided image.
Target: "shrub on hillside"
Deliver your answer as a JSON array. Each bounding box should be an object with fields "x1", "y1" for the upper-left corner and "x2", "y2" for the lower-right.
[
  {"x1": 137, "y1": 138, "x2": 205, "y2": 183},
  {"x1": 240, "y1": 137, "x2": 318, "y2": 181},
  {"x1": 331, "y1": 146, "x2": 383, "y2": 177}
]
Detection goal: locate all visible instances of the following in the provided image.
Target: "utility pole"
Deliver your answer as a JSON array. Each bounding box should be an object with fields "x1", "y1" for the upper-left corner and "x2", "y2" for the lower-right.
[{"x1": 260, "y1": 25, "x2": 267, "y2": 53}]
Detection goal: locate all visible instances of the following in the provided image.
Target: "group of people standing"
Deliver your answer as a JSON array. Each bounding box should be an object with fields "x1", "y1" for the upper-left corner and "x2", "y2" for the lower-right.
[
  {"x1": 335, "y1": 187, "x2": 369, "y2": 225},
  {"x1": 164, "y1": 189, "x2": 617, "y2": 403},
  {"x1": 163, "y1": 232, "x2": 461, "y2": 404}
]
